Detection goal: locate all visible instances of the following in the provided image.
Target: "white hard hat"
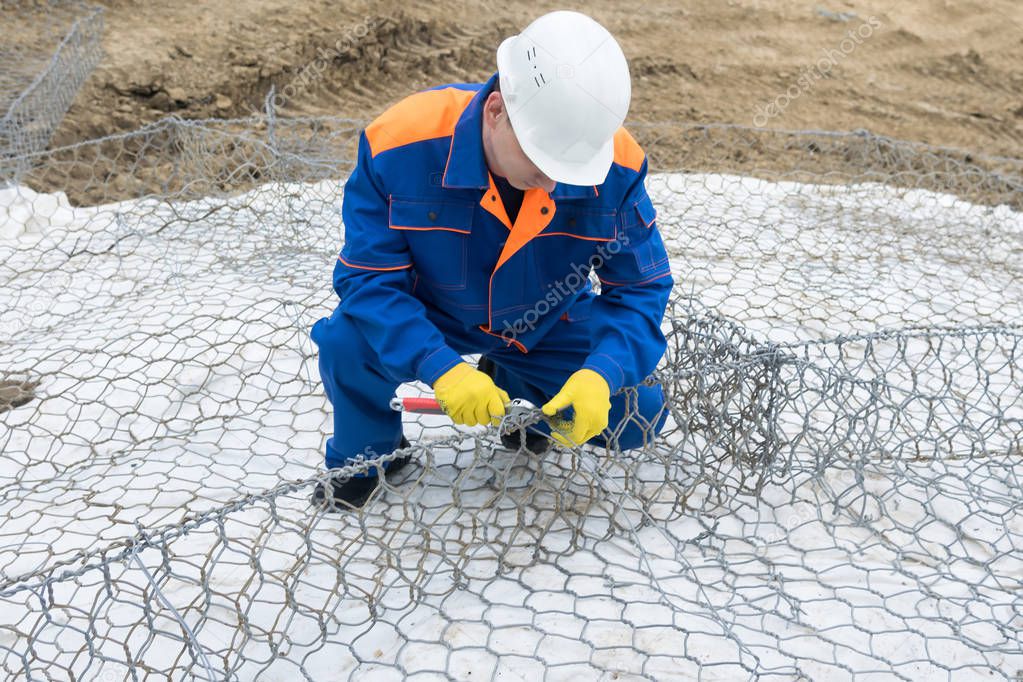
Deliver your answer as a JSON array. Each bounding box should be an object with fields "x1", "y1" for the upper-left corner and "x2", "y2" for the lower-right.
[{"x1": 496, "y1": 10, "x2": 631, "y2": 186}]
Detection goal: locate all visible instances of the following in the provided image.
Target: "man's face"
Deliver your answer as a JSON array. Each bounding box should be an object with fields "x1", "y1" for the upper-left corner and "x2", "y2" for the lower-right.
[{"x1": 482, "y1": 91, "x2": 557, "y2": 193}]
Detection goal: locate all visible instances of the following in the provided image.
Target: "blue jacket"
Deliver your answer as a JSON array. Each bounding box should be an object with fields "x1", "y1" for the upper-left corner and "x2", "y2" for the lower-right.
[{"x1": 332, "y1": 71, "x2": 673, "y2": 395}]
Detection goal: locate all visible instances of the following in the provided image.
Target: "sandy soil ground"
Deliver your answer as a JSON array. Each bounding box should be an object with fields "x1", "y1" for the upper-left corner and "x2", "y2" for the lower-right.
[
  {"x1": 2, "y1": 0, "x2": 1022, "y2": 208},
  {"x1": 34, "y1": 0, "x2": 1023, "y2": 155}
]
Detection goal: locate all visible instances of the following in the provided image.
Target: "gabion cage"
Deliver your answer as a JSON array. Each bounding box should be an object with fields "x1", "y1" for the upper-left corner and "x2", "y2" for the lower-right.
[
  {"x1": 0, "y1": 0, "x2": 103, "y2": 179},
  {"x1": 0, "y1": 114, "x2": 1021, "y2": 681}
]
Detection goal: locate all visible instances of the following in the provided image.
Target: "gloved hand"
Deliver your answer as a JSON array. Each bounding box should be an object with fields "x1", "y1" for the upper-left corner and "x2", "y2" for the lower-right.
[
  {"x1": 541, "y1": 369, "x2": 611, "y2": 447},
  {"x1": 433, "y1": 361, "x2": 510, "y2": 427}
]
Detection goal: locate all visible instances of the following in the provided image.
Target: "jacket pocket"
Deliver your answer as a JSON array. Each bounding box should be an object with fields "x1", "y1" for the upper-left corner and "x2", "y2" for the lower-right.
[
  {"x1": 389, "y1": 196, "x2": 475, "y2": 290},
  {"x1": 620, "y1": 194, "x2": 669, "y2": 274},
  {"x1": 538, "y1": 205, "x2": 618, "y2": 241},
  {"x1": 530, "y1": 207, "x2": 618, "y2": 294}
]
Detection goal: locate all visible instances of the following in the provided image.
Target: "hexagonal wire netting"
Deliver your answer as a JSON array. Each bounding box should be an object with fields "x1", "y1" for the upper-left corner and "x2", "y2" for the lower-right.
[
  {"x1": 0, "y1": 1, "x2": 103, "y2": 179},
  {"x1": 0, "y1": 111, "x2": 1021, "y2": 681}
]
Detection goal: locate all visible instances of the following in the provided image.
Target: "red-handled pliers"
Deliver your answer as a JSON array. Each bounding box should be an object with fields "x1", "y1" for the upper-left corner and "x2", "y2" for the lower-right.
[{"x1": 390, "y1": 396, "x2": 543, "y2": 434}]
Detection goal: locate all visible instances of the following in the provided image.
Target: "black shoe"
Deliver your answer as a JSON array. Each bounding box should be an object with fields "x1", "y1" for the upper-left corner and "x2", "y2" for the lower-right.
[
  {"x1": 311, "y1": 436, "x2": 412, "y2": 511},
  {"x1": 500, "y1": 426, "x2": 551, "y2": 455},
  {"x1": 476, "y1": 355, "x2": 550, "y2": 455}
]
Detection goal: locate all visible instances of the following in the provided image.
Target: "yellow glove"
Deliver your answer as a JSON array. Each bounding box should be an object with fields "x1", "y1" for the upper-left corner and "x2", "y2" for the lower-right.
[
  {"x1": 433, "y1": 362, "x2": 510, "y2": 427},
  {"x1": 541, "y1": 369, "x2": 611, "y2": 447}
]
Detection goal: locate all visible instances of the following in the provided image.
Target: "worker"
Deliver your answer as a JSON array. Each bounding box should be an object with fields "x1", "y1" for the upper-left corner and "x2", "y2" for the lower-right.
[{"x1": 310, "y1": 10, "x2": 673, "y2": 510}]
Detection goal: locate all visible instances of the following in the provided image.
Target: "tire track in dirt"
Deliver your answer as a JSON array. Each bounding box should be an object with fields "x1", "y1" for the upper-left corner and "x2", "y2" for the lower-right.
[
  {"x1": 275, "y1": 14, "x2": 511, "y2": 119},
  {"x1": 6, "y1": 0, "x2": 1020, "y2": 204}
]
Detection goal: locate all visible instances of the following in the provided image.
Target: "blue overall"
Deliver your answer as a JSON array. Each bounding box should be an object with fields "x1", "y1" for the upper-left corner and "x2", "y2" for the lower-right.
[{"x1": 311, "y1": 72, "x2": 674, "y2": 472}]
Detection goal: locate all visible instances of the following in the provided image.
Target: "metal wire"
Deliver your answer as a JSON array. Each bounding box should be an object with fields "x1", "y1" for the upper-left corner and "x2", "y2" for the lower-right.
[
  {"x1": 0, "y1": 65, "x2": 1021, "y2": 681},
  {"x1": 0, "y1": 1, "x2": 103, "y2": 179}
]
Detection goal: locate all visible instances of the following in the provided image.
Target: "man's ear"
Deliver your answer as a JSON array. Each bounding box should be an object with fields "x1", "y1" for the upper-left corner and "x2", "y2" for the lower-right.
[{"x1": 483, "y1": 91, "x2": 505, "y2": 128}]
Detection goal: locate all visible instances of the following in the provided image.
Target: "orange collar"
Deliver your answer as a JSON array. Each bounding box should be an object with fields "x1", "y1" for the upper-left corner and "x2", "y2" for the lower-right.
[{"x1": 480, "y1": 170, "x2": 556, "y2": 269}]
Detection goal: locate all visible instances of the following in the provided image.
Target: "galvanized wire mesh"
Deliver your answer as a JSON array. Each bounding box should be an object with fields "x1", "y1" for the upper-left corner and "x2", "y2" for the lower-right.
[
  {"x1": 0, "y1": 115, "x2": 1021, "y2": 681},
  {"x1": 0, "y1": 0, "x2": 103, "y2": 179}
]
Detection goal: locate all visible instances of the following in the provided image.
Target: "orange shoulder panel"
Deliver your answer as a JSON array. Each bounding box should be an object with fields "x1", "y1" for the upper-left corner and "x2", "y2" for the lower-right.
[
  {"x1": 364, "y1": 88, "x2": 476, "y2": 157},
  {"x1": 612, "y1": 126, "x2": 645, "y2": 172}
]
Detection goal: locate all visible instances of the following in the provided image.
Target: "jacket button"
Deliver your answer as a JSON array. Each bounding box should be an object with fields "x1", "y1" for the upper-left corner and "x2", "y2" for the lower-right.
[
  {"x1": 490, "y1": 195, "x2": 496, "y2": 202},
  {"x1": 540, "y1": 206, "x2": 549, "y2": 215},
  {"x1": 568, "y1": 217, "x2": 577, "y2": 227},
  {"x1": 427, "y1": 210, "x2": 437, "y2": 221}
]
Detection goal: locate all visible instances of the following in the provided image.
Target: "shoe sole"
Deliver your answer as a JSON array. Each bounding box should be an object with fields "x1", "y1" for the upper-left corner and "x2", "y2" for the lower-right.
[{"x1": 312, "y1": 441, "x2": 413, "y2": 512}]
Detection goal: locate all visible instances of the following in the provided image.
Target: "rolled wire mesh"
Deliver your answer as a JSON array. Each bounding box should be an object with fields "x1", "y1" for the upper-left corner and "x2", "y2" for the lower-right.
[
  {"x1": 0, "y1": 0, "x2": 103, "y2": 179},
  {"x1": 0, "y1": 116, "x2": 1021, "y2": 680}
]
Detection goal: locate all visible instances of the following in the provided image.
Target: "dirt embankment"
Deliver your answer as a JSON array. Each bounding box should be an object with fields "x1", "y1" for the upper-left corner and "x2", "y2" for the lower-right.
[
  {"x1": 3, "y1": 0, "x2": 1022, "y2": 202},
  {"x1": 47, "y1": 0, "x2": 1023, "y2": 148}
]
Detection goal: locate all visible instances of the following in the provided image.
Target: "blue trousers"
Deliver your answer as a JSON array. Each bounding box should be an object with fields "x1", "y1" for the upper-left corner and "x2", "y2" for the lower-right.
[{"x1": 310, "y1": 291, "x2": 669, "y2": 473}]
